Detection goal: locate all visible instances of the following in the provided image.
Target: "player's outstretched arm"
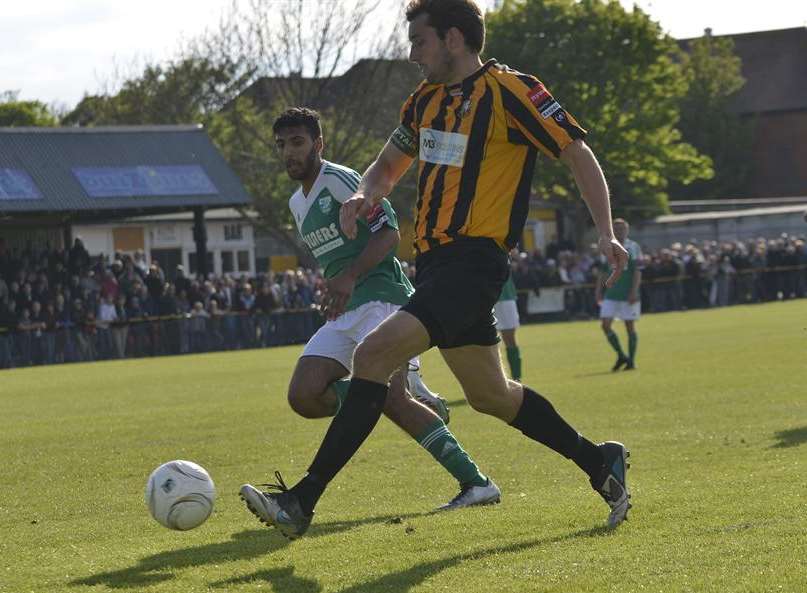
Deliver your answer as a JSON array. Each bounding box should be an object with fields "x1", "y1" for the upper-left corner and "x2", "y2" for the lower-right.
[
  {"x1": 340, "y1": 140, "x2": 414, "y2": 240},
  {"x1": 560, "y1": 139, "x2": 627, "y2": 287}
]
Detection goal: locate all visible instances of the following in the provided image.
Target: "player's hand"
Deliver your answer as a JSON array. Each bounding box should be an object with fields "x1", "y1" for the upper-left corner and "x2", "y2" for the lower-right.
[
  {"x1": 340, "y1": 195, "x2": 372, "y2": 240},
  {"x1": 628, "y1": 290, "x2": 638, "y2": 305},
  {"x1": 599, "y1": 235, "x2": 628, "y2": 288},
  {"x1": 322, "y1": 270, "x2": 357, "y2": 320}
]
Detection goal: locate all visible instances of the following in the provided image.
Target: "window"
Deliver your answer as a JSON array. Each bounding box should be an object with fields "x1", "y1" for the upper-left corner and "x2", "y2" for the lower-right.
[
  {"x1": 221, "y1": 251, "x2": 235, "y2": 273},
  {"x1": 224, "y1": 224, "x2": 243, "y2": 241},
  {"x1": 189, "y1": 251, "x2": 215, "y2": 276},
  {"x1": 237, "y1": 250, "x2": 250, "y2": 272}
]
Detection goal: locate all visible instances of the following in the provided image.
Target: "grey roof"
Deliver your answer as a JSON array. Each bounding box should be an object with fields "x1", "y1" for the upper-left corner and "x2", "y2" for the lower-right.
[{"x1": 0, "y1": 125, "x2": 251, "y2": 215}]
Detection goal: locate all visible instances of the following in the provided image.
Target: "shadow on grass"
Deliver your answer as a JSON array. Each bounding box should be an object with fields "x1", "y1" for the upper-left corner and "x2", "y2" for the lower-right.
[
  {"x1": 574, "y1": 371, "x2": 618, "y2": 378},
  {"x1": 771, "y1": 426, "x2": 807, "y2": 448},
  {"x1": 70, "y1": 512, "x2": 427, "y2": 589},
  {"x1": 215, "y1": 525, "x2": 614, "y2": 592}
]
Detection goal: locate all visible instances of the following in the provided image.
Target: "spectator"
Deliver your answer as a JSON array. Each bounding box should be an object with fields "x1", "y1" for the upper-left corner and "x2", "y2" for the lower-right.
[
  {"x1": 112, "y1": 295, "x2": 129, "y2": 359},
  {"x1": 68, "y1": 237, "x2": 90, "y2": 275},
  {"x1": 0, "y1": 299, "x2": 17, "y2": 368},
  {"x1": 188, "y1": 301, "x2": 210, "y2": 352},
  {"x1": 253, "y1": 283, "x2": 279, "y2": 347},
  {"x1": 96, "y1": 294, "x2": 118, "y2": 359}
]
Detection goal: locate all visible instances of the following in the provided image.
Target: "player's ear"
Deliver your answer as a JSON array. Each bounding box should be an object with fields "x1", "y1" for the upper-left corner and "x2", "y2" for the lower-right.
[
  {"x1": 315, "y1": 135, "x2": 324, "y2": 154},
  {"x1": 446, "y1": 26, "x2": 466, "y2": 53}
]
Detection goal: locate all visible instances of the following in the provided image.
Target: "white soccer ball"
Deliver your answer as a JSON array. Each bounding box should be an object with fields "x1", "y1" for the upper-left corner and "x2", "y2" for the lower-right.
[{"x1": 145, "y1": 460, "x2": 216, "y2": 530}]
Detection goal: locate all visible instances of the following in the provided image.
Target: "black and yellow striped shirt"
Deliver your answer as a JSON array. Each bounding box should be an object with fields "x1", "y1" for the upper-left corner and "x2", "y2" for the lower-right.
[{"x1": 391, "y1": 59, "x2": 586, "y2": 255}]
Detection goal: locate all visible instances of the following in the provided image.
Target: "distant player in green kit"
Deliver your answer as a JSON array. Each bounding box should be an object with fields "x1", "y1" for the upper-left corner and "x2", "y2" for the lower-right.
[
  {"x1": 596, "y1": 218, "x2": 642, "y2": 371},
  {"x1": 495, "y1": 272, "x2": 521, "y2": 380},
  {"x1": 240, "y1": 108, "x2": 500, "y2": 516}
]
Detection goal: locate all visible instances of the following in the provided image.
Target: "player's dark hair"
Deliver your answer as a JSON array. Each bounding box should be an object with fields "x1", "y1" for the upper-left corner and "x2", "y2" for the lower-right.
[
  {"x1": 272, "y1": 107, "x2": 322, "y2": 140},
  {"x1": 406, "y1": 0, "x2": 485, "y2": 53}
]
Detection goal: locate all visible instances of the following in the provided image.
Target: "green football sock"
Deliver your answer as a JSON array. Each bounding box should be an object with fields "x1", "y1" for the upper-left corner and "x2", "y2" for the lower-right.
[
  {"x1": 506, "y1": 346, "x2": 522, "y2": 381},
  {"x1": 628, "y1": 332, "x2": 638, "y2": 363},
  {"x1": 606, "y1": 330, "x2": 626, "y2": 358},
  {"x1": 330, "y1": 379, "x2": 351, "y2": 415},
  {"x1": 417, "y1": 420, "x2": 487, "y2": 487}
]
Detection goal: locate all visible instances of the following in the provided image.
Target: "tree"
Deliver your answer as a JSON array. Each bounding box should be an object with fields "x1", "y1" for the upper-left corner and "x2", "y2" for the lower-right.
[
  {"x1": 192, "y1": 0, "x2": 417, "y2": 241},
  {"x1": 0, "y1": 91, "x2": 58, "y2": 127},
  {"x1": 673, "y1": 33, "x2": 753, "y2": 199},
  {"x1": 486, "y1": 0, "x2": 713, "y2": 223},
  {"x1": 64, "y1": 0, "x2": 417, "y2": 255}
]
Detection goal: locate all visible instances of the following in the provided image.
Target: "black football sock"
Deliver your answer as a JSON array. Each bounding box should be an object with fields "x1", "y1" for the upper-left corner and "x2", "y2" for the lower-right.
[
  {"x1": 291, "y1": 377, "x2": 388, "y2": 515},
  {"x1": 509, "y1": 387, "x2": 604, "y2": 479}
]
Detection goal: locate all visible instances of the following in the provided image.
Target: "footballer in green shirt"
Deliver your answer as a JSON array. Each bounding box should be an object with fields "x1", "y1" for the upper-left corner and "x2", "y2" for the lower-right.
[
  {"x1": 240, "y1": 108, "x2": 500, "y2": 522},
  {"x1": 596, "y1": 219, "x2": 642, "y2": 371}
]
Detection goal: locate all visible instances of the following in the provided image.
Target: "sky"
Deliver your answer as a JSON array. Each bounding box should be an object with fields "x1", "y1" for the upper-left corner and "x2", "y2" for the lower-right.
[{"x1": 2, "y1": 0, "x2": 805, "y2": 109}]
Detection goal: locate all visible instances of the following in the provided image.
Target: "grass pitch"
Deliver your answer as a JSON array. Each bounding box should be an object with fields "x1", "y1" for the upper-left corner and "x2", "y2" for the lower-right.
[{"x1": 2, "y1": 300, "x2": 806, "y2": 593}]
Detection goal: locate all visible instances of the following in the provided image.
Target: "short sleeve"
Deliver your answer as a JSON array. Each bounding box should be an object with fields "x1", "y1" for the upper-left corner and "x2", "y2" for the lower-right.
[
  {"x1": 497, "y1": 71, "x2": 587, "y2": 159},
  {"x1": 389, "y1": 85, "x2": 425, "y2": 158}
]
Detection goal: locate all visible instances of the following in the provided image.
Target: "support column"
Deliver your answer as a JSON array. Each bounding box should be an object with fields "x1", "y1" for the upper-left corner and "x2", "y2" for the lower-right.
[{"x1": 193, "y1": 207, "x2": 208, "y2": 278}]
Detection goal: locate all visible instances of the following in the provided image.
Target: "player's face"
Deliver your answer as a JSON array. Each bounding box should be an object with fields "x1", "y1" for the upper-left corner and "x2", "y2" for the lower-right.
[
  {"x1": 408, "y1": 13, "x2": 454, "y2": 84},
  {"x1": 614, "y1": 222, "x2": 629, "y2": 243},
  {"x1": 275, "y1": 126, "x2": 321, "y2": 181}
]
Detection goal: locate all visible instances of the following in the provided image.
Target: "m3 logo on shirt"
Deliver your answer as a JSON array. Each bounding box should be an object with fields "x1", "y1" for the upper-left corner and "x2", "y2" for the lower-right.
[{"x1": 419, "y1": 128, "x2": 468, "y2": 167}]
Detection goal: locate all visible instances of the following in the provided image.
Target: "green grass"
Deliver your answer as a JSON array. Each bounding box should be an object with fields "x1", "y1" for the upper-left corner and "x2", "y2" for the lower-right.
[{"x1": 2, "y1": 300, "x2": 806, "y2": 593}]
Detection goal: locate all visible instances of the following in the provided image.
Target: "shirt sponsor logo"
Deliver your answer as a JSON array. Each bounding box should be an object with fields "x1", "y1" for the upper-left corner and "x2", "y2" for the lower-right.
[
  {"x1": 312, "y1": 238, "x2": 345, "y2": 257},
  {"x1": 540, "y1": 101, "x2": 562, "y2": 119},
  {"x1": 527, "y1": 83, "x2": 550, "y2": 107},
  {"x1": 302, "y1": 222, "x2": 342, "y2": 252},
  {"x1": 419, "y1": 128, "x2": 468, "y2": 167}
]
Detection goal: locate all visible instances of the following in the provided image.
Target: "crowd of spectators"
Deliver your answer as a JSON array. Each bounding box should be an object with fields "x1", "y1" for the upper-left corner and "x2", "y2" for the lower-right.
[
  {"x1": 1, "y1": 232, "x2": 806, "y2": 369},
  {"x1": 508, "y1": 234, "x2": 807, "y2": 318},
  {"x1": 0, "y1": 237, "x2": 325, "y2": 368}
]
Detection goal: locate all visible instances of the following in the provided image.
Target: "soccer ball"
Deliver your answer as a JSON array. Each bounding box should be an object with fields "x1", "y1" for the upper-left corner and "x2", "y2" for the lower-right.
[{"x1": 145, "y1": 460, "x2": 216, "y2": 530}]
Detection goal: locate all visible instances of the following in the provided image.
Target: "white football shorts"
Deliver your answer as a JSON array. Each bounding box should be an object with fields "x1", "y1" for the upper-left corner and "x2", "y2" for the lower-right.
[
  {"x1": 302, "y1": 300, "x2": 420, "y2": 372},
  {"x1": 599, "y1": 298, "x2": 641, "y2": 321},
  {"x1": 494, "y1": 299, "x2": 520, "y2": 331}
]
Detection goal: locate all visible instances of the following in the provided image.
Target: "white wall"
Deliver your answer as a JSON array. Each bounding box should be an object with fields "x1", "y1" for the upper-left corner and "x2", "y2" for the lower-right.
[{"x1": 72, "y1": 218, "x2": 256, "y2": 276}]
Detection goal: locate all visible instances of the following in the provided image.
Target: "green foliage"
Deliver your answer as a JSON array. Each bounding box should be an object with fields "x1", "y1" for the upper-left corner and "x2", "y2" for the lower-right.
[
  {"x1": 673, "y1": 34, "x2": 754, "y2": 199},
  {"x1": 2, "y1": 301, "x2": 806, "y2": 592},
  {"x1": 486, "y1": 0, "x2": 713, "y2": 219},
  {"x1": 60, "y1": 56, "x2": 400, "y2": 253},
  {"x1": 0, "y1": 91, "x2": 58, "y2": 126},
  {"x1": 61, "y1": 58, "x2": 243, "y2": 126}
]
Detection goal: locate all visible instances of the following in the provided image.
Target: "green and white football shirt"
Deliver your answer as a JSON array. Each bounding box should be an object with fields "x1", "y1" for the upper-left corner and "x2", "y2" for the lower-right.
[
  {"x1": 289, "y1": 160, "x2": 413, "y2": 311},
  {"x1": 604, "y1": 238, "x2": 643, "y2": 302},
  {"x1": 497, "y1": 275, "x2": 517, "y2": 303}
]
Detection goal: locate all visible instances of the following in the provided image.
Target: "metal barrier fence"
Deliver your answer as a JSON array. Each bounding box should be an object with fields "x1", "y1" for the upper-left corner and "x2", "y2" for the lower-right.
[
  {"x1": 0, "y1": 309, "x2": 324, "y2": 369},
  {"x1": 518, "y1": 263, "x2": 807, "y2": 320}
]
